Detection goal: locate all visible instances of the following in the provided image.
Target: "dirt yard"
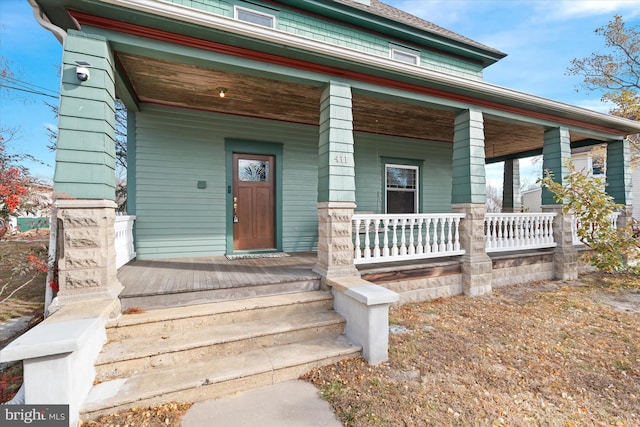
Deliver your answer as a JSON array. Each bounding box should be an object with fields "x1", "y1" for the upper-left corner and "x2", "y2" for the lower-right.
[{"x1": 304, "y1": 273, "x2": 640, "y2": 426}]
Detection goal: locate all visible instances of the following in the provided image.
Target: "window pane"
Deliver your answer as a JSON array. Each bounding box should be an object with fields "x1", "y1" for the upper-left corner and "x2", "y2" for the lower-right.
[
  {"x1": 239, "y1": 159, "x2": 269, "y2": 182},
  {"x1": 387, "y1": 190, "x2": 416, "y2": 214},
  {"x1": 237, "y1": 9, "x2": 274, "y2": 28},
  {"x1": 387, "y1": 167, "x2": 416, "y2": 189},
  {"x1": 385, "y1": 164, "x2": 418, "y2": 214}
]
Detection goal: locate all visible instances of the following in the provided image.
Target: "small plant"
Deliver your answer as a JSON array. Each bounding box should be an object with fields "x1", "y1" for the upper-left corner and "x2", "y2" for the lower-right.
[
  {"x1": 0, "y1": 363, "x2": 23, "y2": 403},
  {"x1": 539, "y1": 162, "x2": 640, "y2": 273},
  {"x1": 321, "y1": 380, "x2": 346, "y2": 400}
]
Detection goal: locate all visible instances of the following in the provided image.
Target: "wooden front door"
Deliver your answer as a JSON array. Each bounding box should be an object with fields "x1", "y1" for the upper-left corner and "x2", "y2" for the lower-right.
[{"x1": 232, "y1": 153, "x2": 276, "y2": 251}]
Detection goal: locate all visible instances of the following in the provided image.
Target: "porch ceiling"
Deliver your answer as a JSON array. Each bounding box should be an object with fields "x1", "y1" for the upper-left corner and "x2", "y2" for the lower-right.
[{"x1": 117, "y1": 53, "x2": 590, "y2": 161}]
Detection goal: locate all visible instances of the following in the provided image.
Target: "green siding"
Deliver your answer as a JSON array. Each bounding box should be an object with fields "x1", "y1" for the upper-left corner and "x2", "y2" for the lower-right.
[
  {"x1": 134, "y1": 105, "x2": 454, "y2": 259},
  {"x1": 135, "y1": 107, "x2": 227, "y2": 258},
  {"x1": 354, "y1": 134, "x2": 453, "y2": 214},
  {"x1": 55, "y1": 30, "x2": 116, "y2": 200},
  {"x1": 133, "y1": 105, "x2": 320, "y2": 259},
  {"x1": 281, "y1": 131, "x2": 320, "y2": 251},
  {"x1": 162, "y1": 0, "x2": 483, "y2": 79},
  {"x1": 170, "y1": 0, "x2": 227, "y2": 15}
]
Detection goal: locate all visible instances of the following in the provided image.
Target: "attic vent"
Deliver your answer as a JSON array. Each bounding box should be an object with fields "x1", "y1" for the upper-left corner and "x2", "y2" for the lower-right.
[
  {"x1": 234, "y1": 6, "x2": 275, "y2": 28},
  {"x1": 389, "y1": 44, "x2": 421, "y2": 66},
  {"x1": 351, "y1": 0, "x2": 371, "y2": 5}
]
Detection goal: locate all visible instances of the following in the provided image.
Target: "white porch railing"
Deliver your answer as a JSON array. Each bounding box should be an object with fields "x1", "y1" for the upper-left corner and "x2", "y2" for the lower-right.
[
  {"x1": 485, "y1": 213, "x2": 557, "y2": 253},
  {"x1": 115, "y1": 214, "x2": 136, "y2": 269},
  {"x1": 352, "y1": 213, "x2": 465, "y2": 265},
  {"x1": 572, "y1": 212, "x2": 621, "y2": 245}
]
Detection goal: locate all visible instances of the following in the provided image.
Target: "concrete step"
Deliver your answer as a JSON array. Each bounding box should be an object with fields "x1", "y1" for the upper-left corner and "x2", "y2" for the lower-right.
[
  {"x1": 120, "y1": 278, "x2": 321, "y2": 311},
  {"x1": 108, "y1": 291, "x2": 334, "y2": 340},
  {"x1": 84, "y1": 290, "x2": 360, "y2": 420},
  {"x1": 84, "y1": 336, "x2": 360, "y2": 418},
  {"x1": 96, "y1": 310, "x2": 345, "y2": 381}
]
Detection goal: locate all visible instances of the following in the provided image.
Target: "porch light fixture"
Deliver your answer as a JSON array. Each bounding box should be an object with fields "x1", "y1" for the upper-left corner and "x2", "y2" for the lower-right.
[{"x1": 216, "y1": 87, "x2": 227, "y2": 98}]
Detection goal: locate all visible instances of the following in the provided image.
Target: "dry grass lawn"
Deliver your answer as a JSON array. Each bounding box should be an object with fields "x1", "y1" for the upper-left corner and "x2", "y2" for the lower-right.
[
  {"x1": 0, "y1": 238, "x2": 47, "y2": 324},
  {"x1": 2, "y1": 244, "x2": 638, "y2": 427},
  {"x1": 0, "y1": 237, "x2": 48, "y2": 402},
  {"x1": 304, "y1": 273, "x2": 640, "y2": 426}
]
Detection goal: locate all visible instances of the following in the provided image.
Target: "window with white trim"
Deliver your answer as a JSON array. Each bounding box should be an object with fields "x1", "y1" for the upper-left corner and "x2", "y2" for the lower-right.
[
  {"x1": 234, "y1": 6, "x2": 275, "y2": 28},
  {"x1": 385, "y1": 164, "x2": 419, "y2": 214},
  {"x1": 389, "y1": 43, "x2": 420, "y2": 66}
]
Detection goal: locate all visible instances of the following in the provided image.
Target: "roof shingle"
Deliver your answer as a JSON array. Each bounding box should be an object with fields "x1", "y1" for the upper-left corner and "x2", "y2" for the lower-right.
[{"x1": 333, "y1": 0, "x2": 506, "y2": 57}]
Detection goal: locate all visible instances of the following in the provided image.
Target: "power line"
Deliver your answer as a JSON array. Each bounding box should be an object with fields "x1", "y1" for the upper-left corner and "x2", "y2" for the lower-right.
[
  {"x1": 0, "y1": 83, "x2": 58, "y2": 99},
  {"x1": 1, "y1": 75, "x2": 58, "y2": 96},
  {"x1": 0, "y1": 75, "x2": 59, "y2": 99}
]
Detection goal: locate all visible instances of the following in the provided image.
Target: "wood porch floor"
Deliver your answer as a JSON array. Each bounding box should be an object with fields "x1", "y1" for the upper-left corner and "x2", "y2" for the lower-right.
[
  {"x1": 116, "y1": 251, "x2": 467, "y2": 310},
  {"x1": 118, "y1": 252, "x2": 319, "y2": 298}
]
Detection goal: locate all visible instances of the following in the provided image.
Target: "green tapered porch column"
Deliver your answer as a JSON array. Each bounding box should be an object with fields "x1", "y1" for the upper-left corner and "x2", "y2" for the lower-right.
[
  {"x1": 451, "y1": 109, "x2": 492, "y2": 296},
  {"x1": 541, "y1": 127, "x2": 571, "y2": 206},
  {"x1": 55, "y1": 30, "x2": 116, "y2": 199},
  {"x1": 541, "y1": 127, "x2": 577, "y2": 280},
  {"x1": 606, "y1": 138, "x2": 634, "y2": 230},
  {"x1": 606, "y1": 138, "x2": 633, "y2": 206},
  {"x1": 314, "y1": 81, "x2": 359, "y2": 279},
  {"x1": 502, "y1": 159, "x2": 521, "y2": 212},
  {"x1": 51, "y1": 30, "x2": 121, "y2": 315}
]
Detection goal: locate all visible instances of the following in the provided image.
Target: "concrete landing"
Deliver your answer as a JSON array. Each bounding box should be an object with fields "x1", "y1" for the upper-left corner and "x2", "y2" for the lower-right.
[{"x1": 180, "y1": 380, "x2": 342, "y2": 427}]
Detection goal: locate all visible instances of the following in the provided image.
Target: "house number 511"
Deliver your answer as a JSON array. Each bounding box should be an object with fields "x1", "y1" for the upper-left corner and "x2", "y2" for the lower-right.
[{"x1": 333, "y1": 155, "x2": 348, "y2": 164}]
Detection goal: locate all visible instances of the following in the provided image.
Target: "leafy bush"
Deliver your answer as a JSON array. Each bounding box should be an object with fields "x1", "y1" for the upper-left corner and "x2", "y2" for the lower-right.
[{"x1": 539, "y1": 162, "x2": 639, "y2": 273}]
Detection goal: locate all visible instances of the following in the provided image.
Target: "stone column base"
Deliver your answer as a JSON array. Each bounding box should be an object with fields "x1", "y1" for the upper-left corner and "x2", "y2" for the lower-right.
[
  {"x1": 452, "y1": 203, "x2": 492, "y2": 297},
  {"x1": 553, "y1": 250, "x2": 579, "y2": 280},
  {"x1": 542, "y1": 204, "x2": 578, "y2": 281},
  {"x1": 461, "y1": 255, "x2": 493, "y2": 296},
  {"x1": 616, "y1": 205, "x2": 634, "y2": 229},
  {"x1": 313, "y1": 201, "x2": 360, "y2": 279},
  {"x1": 53, "y1": 199, "x2": 123, "y2": 318}
]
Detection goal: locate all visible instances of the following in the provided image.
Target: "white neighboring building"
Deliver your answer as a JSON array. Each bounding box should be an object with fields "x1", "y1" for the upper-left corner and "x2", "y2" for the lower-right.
[
  {"x1": 518, "y1": 147, "x2": 608, "y2": 213},
  {"x1": 521, "y1": 187, "x2": 542, "y2": 213},
  {"x1": 633, "y1": 167, "x2": 640, "y2": 219}
]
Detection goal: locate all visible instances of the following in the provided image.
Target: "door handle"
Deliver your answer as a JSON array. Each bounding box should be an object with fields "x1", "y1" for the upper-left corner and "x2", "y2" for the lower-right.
[{"x1": 233, "y1": 197, "x2": 239, "y2": 222}]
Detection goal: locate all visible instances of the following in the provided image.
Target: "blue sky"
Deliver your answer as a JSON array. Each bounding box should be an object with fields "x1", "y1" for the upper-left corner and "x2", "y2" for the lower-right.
[{"x1": 1, "y1": 0, "x2": 640, "y2": 186}]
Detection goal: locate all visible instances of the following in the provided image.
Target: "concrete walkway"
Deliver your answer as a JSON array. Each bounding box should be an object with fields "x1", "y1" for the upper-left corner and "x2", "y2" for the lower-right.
[
  {"x1": 181, "y1": 380, "x2": 343, "y2": 427},
  {"x1": 0, "y1": 316, "x2": 33, "y2": 347}
]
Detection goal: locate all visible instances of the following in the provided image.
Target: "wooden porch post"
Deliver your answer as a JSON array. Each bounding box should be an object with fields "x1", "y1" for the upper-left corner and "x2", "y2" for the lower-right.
[
  {"x1": 451, "y1": 109, "x2": 492, "y2": 296},
  {"x1": 502, "y1": 159, "x2": 522, "y2": 212},
  {"x1": 314, "y1": 81, "x2": 359, "y2": 279},
  {"x1": 606, "y1": 138, "x2": 634, "y2": 228},
  {"x1": 541, "y1": 127, "x2": 578, "y2": 280},
  {"x1": 50, "y1": 30, "x2": 122, "y2": 315}
]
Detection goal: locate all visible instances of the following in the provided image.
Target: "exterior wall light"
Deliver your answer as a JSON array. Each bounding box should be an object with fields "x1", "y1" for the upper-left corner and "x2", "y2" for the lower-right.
[{"x1": 75, "y1": 60, "x2": 91, "y2": 82}]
